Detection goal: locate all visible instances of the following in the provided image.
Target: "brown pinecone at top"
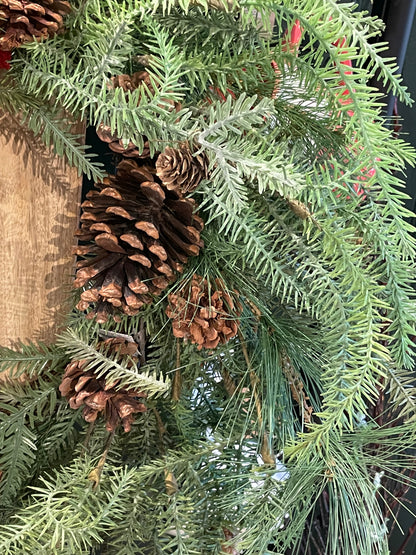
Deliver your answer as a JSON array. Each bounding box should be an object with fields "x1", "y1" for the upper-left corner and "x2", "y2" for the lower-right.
[
  {"x1": 156, "y1": 143, "x2": 209, "y2": 195},
  {"x1": 166, "y1": 275, "x2": 241, "y2": 350},
  {"x1": 59, "y1": 337, "x2": 146, "y2": 432},
  {"x1": 74, "y1": 158, "x2": 204, "y2": 323},
  {"x1": 0, "y1": 0, "x2": 71, "y2": 51}
]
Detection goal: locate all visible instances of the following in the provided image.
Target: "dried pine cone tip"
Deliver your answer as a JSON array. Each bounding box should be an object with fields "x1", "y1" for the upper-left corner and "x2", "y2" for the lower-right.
[
  {"x1": 73, "y1": 158, "x2": 204, "y2": 322},
  {"x1": 96, "y1": 123, "x2": 151, "y2": 158},
  {"x1": 166, "y1": 275, "x2": 241, "y2": 350},
  {"x1": 156, "y1": 143, "x2": 209, "y2": 194},
  {"x1": 111, "y1": 70, "x2": 152, "y2": 92},
  {"x1": 59, "y1": 339, "x2": 147, "y2": 432},
  {"x1": 0, "y1": 0, "x2": 71, "y2": 50}
]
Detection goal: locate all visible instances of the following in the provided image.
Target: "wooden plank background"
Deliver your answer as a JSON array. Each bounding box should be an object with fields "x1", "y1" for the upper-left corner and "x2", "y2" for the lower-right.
[{"x1": 0, "y1": 113, "x2": 83, "y2": 349}]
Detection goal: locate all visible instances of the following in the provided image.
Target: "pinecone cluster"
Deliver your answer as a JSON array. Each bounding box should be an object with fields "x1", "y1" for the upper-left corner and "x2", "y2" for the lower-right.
[
  {"x1": 156, "y1": 143, "x2": 208, "y2": 194},
  {"x1": 59, "y1": 337, "x2": 146, "y2": 432},
  {"x1": 74, "y1": 158, "x2": 204, "y2": 323},
  {"x1": 166, "y1": 275, "x2": 241, "y2": 350},
  {"x1": 0, "y1": 0, "x2": 71, "y2": 51}
]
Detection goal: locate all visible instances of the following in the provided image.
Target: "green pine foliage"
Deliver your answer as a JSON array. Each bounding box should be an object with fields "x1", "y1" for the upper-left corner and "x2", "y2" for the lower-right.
[{"x1": 1, "y1": 0, "x2": 416, "y2": 553}]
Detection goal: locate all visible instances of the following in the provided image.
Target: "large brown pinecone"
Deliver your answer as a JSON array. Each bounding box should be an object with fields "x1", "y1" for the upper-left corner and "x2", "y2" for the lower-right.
[
  {"x1": 59, "y1": 337, "x2": 146, "y2": 432},
  {"x1": 166, "y1": 275, "x2": 241, "y2": 350},
  {"x1": 156, "y1": 143, "x2": 208, "y2": 195},
  {"x1": 0, "y1": 0, "x2": 71, "y2": 50},
  {"x1": 74, "y1": 159, "x2": 204, "y2": 323}
]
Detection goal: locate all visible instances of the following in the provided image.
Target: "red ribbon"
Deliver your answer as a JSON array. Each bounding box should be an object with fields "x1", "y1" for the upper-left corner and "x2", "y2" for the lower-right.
[{"x1": 0, "y1": 51, "x2": 11, "y2": 70}]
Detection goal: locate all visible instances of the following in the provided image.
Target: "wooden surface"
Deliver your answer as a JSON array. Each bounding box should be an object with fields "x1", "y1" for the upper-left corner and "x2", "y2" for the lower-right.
[{"x1": 0, "y1": 113, "x2": 83, "y2": 348}]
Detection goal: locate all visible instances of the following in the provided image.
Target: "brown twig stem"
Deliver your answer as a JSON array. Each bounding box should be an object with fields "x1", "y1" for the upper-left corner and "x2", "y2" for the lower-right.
[
  {"x1": 172, "y1": 340, "x2": 182, "y2": 402},
  {"x1": 88, "y1": 429, "x2": 115, "y2": 489},
  {"x1": 280, "y1": 350, "x2": 313, "y2": 427},
  {"x1": 81, "y1": 420, "x2": 96, "y2": 453},
  {"x1": 394, "y1": 518, "x2": 416, "y2": 555}
]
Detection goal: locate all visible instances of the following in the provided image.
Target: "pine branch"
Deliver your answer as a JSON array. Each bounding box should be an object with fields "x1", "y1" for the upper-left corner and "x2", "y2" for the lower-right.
[
  {"x1": 197, "y1": 95, "x2": 305, "y2": 207},
  {"x1": 158, "y1": 6, "x2": 260, "y2": 55},
  {"x1": 0, "y1": 459, "x2": 139, "y2": 554},
  {"x1": 0, "y1": 377, "x2": 59, "y2": 504},
  {"x1": 0, "y1": 417, "x2": 37, "y2": 506},
  {"x1": 12, "y1": 16, "x2": 190, "y2": 150},
  {"x1": 322, "y1": 0, "x2": 411, "y2": 104},
  {"x1": 0, "y1": 341, "x2": 66, "y2": 379},
  {"x1": 35, "y1": 401, "x2": 83, "y2": 470},
  {"x1": 0, "y1": 81, "x2": 105, "y2": 181},
  {"x1": 314, "y1": 200, "x2": 416, "y2": 369},
  {"x1": 385, "y1": 366, "x2": 416, "y2": 422}
]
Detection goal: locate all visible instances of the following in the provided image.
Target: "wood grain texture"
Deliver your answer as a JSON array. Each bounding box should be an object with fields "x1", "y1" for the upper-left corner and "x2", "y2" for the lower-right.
[{"x1": 0, "y1": 113, "x2": 83, "y2": 349}]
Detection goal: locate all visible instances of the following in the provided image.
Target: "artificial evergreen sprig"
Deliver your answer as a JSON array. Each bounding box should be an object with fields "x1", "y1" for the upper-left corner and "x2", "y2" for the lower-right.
[{"x1": 0, "y1": 374, "x2": 61, "y2": 505}]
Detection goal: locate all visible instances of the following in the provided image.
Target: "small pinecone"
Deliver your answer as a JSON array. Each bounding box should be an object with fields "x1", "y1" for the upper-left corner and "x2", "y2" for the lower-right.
[
  {"x1": 74, "y1": 159, "x2": 204, "y2": 323},
  {"x1": 96, "y1": 123, "x2": 151, "y2": 159},
  {"x1": 0, "y1": 0, "x2": 71, "y2": 51},
  {"x1": 59, "y1": 337, "x2": 146, "y2": 432},
  {"x1": 166, "y1": 275, "x2": 241, "y2": 350},
  {"x1": 96, "y1": 71, "x2": 178, "y2": 159},
  {"x1": 109, "y1": 71, "x2": 151, "y2": 93},
  {"x1": 96, "y1": 72, "x2": 152, "y2": 158},
  {"x1": 221, "y1": 528, "x2": 239, "y2": 555},
  {"x1": 156, "y1": 143, "x2": 208, "y2": 195}
]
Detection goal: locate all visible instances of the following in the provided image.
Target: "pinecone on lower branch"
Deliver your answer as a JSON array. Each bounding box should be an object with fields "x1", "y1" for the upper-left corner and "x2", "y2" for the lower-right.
[
  {"x1": 74, "y1": 159, "x2": 204, "y2": 323},
  {"x1": 166, "y1": 275, "x2": 241, "y2": 350},
  {"x1": 0, "y1": 0, "x2": 71, "y2": 50},
  {"x1": 59, "y1": 337, "x2": 146, "y2": 432}
]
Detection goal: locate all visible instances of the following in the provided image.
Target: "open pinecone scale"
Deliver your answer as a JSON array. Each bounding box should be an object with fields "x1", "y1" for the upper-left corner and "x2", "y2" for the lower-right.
[
  {"x1": 166, "y1": 275, "x2": 241, "y2": 350},
  {"x1": 74, "y1": 159, "x2": 204, "y2": 322},
  {"x1": 0, "y1": 0, "x2": 71, "y2": 50}
]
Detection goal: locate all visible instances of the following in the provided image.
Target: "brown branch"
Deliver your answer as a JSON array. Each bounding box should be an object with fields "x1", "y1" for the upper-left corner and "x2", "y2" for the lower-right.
[
  {"x1": 153, "y1": 407, "x2": 167, "y2": 454},
  {"x1": 88, "y1": 429, "x2": 115, "y2": 490},
  {"x1": 137, "y1": 319, "x2": 146, "y2": 366},
  {"x1": 280, "y1": 350, "x2": 313, "y2": 426},
  {"x1": 81, "y1": 420, "x2": 96, "y2": 453},
  {"x1": 385, "y1": 469, "x2": 416, "y2": 537},
  {"x1": 172, "y1": 340, "x2": 182, "y2": 402},
  {"x1": 220, "y1": 365, "x2": 237, "y2": 397},
  {"x1": 153, "y1": 407, "x2": 180, "y2": 496},
  {"x1": 394, "y1": 518, "x2": 416, "y2": 555}
]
